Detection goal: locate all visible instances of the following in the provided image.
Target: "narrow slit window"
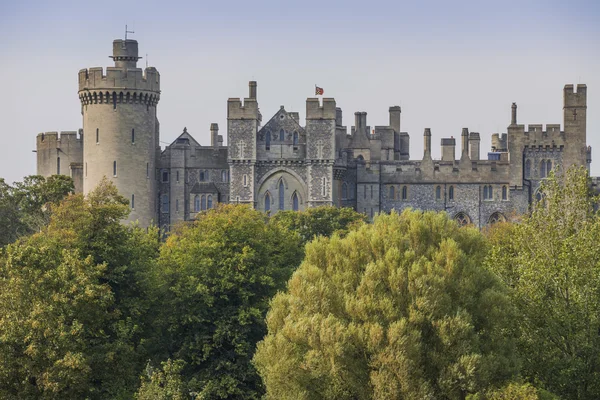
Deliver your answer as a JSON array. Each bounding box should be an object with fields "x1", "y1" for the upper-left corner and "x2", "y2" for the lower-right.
[
  {"x1": 96, "y1": 128, "x2": 99, "y2": 144},
  {"x1": 502, "y1": 185, "x2": 507, "y2": 200},
  {"x1": 389, "y1": 186, "x2": 395, "y2": 199},
  {"x1": 265, "y1": 192, "x2": 271, "y2": 212},
  {"x1": 131, "y1": 194, "x2": 135, "y2": 209},
  {"x1": 279, "y1": 129, "x2": 285, "y2": 141},
  {"x1": 266, "y1": 131, "x2": 271, "y2": 150},
  {"x1": 112, "y1": 92, "x2": 117, "y2": 109},
  {"x1": 113, "y1": 161, "x2": 117, "y2": 177},
  {"x1": 436, "y1": 186, "x2": 441, "y2": 200},
  {"x1": 146, "y1": 163, "x2": 149, "y2": 179},
  {"x1": 194, "y1": 195, "x2": 200, "y2": 212},
  {"x1": 57, "y1": 157, "x2": 61, "y2": 175},
  {"x1": 176, "y1": 198, "x2": 179, "y2": 212},
  {"x1": 279, "y1": 180, "x2": 285, "y2": 210},
  {"x1": 402, "y1": 186, "x2": 408, "y2": 200},
  {"x1": 201, "y1": 195, "x2": 206, "y2": 211},
  {"x1": 176, "y1": 171, "x2": 179, "y2": 182},
  {"x1": 483, "y1": 185, "x2": 488, "y2": 200},
  {"x1": 292, "y1": 192, "x2": 299, "y2": 211},
  {"x1": 449, "y1": 186, "x2": 454, "y2": 200},
  {"x1": 207, "y1": 195, "x2": 213, "y2": 209},
  {"x1": 131, "y1": 129, "x2": 135, "y2": 143}
]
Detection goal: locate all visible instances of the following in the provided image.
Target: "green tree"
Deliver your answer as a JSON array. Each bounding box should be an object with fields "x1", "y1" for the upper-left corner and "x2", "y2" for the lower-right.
[
  {"x1": 254, "y1": 209, "x2": 518, "y2": 400},
  {"x1": 467, "y1": 382, "x2": 559, "y2": 400},
  {"x1": 136, "y1": 360, "x2": 189, "y2": 400},
  {"x1": 150, "y1": 204, "x2": 304, "y2": 399},
  {"x1": 0, "y1": 178, "x2": 159, "y2": 399},
  {"x1": 486, "y1": 166, "x2": 600, "y2": 399},
  {"x1": 271, "y1": 206, "x2": 366, "y2": 246},
  {"x1": 0, "y1": 175, "x2": 74, "y2": 246}
]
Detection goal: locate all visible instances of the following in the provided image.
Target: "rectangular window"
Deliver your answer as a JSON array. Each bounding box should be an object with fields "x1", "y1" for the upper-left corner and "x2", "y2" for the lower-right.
[
  {"x1": 161, "y1": 195, "x2": 169, "y2": 213},
  {"x1": 57, "y1": 157, "x2": 60, "y2": 175},
  {"x1": 176, "y1": 171, "x2": 179, "y2": 182},
  {"x1": 146, "y1": 163, "x2": 149, "y2": 179},
  {"x1": 96, "y1": 128, "x2": 99, "y2": 144},
  {"x1": 131, "y1": 194, "x2": 135, "y2": 209},
  {"x1": 131, "y1": 128, "x2": 135, "y2": 143},
  {"x1": 162, "y1": 170, "x2": 169, "y2": 183}
]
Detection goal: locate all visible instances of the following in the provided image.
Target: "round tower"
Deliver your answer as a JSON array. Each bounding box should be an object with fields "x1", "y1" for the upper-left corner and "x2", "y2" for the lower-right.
[{"x1": 78, "y1": 39, "x2": 160, "y2": 227}]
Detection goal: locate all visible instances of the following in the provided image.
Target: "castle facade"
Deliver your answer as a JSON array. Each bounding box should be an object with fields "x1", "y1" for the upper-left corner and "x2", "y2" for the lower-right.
[{"x1": 36, "y1": 39, "x2": 592, "y2": 229}]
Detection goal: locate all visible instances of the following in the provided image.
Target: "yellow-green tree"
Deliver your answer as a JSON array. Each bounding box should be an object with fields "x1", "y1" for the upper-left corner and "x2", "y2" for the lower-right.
[
  {"x1": 149, "y1": 204, "x2": 304, "y2": 399},
  {"x1": 486, "y1": 166, "x2": 600, "y2": 399},
  {"x1": 254, "y1": 209, "x2": 519, "y2": 399}
]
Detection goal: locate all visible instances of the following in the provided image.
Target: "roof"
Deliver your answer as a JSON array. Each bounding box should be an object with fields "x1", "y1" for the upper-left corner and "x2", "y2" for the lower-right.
[{"x1": 190, "y1": 182, "x2": 220, "y2": 194}]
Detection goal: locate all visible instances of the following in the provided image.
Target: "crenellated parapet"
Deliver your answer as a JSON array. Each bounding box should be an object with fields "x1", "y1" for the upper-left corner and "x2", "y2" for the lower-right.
[
  {"x1": 79, "y1": 88, "x2": 159, "y2": 107},
  {"x1": 306, "y1": 98, "x2": 336, "y2": 120},
  {"x1": 227, "y1": 97, "x2": 259, "y2": 120},
  {"x1": 78, "y1": 67, "x2": 160, "y2": 106}
]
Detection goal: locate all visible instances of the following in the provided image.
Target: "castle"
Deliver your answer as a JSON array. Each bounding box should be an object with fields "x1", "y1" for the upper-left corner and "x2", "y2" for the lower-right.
[{"x1": 36, "y1": 38, "x2": 592, "y2": 229}]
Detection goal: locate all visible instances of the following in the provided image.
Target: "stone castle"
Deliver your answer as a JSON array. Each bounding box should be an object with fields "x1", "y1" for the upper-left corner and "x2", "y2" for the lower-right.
[{"x1": 36, "y1": 38, "x2": 592, "y2": 229}]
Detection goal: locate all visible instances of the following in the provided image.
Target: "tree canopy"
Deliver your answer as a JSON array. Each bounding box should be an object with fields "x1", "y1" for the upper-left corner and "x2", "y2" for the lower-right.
[
  {"x1": 486, "y1": 166, "x2": 600, "y2": 399},
  {"x1": 254, "y1": 209, "x2": 519, "y2": 399},
  {"x1": 148, "y1": 204, "x2": 304, "y2": 399}
]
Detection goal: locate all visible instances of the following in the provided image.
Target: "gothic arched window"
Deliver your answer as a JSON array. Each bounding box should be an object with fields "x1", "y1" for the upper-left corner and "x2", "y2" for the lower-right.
[
  {"x1": 207, "y1": 195, "x2": 213, "y2": 209},
  {"x1": 279, "y1": 129, "x2": 285, "y2": 141},
  {"x1": 342, "y1": 183, "x2": 348, "y2": 199},
  {"x1": 483, "y1": 185, "x2": 489, "y2": 200},
  {"x1": 525, "y1": 159, "x2": 531, "y2": 178},
  {"x1": 201, "y1": 195, "x2": 207, "y2": 211},
  {"x1": 436, "y1": 186, "x2": 441, "y2": 200},
  {"x1": 454, "y1": 212, "x2": 471, "y2": 227},
  {"x1": 488, "y1": 212, "x2": 506, "y2": 224},
  {"x1": 546, "y1": 160, "x2": 552, "y2": 175},
  {"x1": 293, "y1": 131, "x2": 299, "y2": 148},
  {"x1": 194, "y1": 195, "x2": 200, "y2": 212},
  {"x1": 389, "y1": 186, "x2": 395, "y2": 199},
  {"x1": 292, "y1": 192, "x2": 299, "y2": 211},
  {"x1": 221, "y1": 170, "x2": 228, "y2": 182},
  {"x1": 488, "y1": 185, "x2": 493, "y2": 199},
  {"x1": 502, "y1": 185, "x2": 507, "y2": 200},
  {"x1": 266, "y1": 130, "x2": 271, "y2": 150},
  {"x1": 540, "y1": 160, "x2": 546, "y2": 178},
  {"x1": 265, "y1": 192, "x2": 271, "y2": 212},
  {"x1": 279, "y1": 180, "x2": 285, "y2": 210},
  {"x1": 200, "y1": 171, "x2": 205, "y2": 182},
  {"x1": 402, "y1": 186, "x2": 408, "y2": 200},
  {"x1": 449, "y1": 185, "x2": 454, "y2": 200}
]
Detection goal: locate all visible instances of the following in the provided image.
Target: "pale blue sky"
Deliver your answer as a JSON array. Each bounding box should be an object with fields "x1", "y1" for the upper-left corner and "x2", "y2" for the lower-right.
[{"x1": 1, "y1": 0, "x2": 599, "y2": 184}]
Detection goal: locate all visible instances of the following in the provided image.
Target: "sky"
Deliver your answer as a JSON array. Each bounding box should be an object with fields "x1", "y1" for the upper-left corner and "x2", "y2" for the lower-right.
[{"x1": 1, "y1": 0, "x2": 599, "y2": 184}]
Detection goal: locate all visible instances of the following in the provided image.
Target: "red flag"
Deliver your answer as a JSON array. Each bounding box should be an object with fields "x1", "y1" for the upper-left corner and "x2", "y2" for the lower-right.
[{"x1": 315, "y1": 86, "x2": 324, "y2": 95}]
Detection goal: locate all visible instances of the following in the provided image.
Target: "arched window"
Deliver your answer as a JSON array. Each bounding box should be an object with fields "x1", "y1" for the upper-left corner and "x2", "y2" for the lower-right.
[
  {"x1": 546, "y1": 160, "x2": 552, "y2": 175},
  {"x1": 221, "y1": 170, "x2": 227, "y2": 182},
  {"x1": 131, "y1": 128, "x2": 135, "y2": 143},
  {"x1": 292, "y1": 192, "x2": 299, "y2": 211},
  {"x1": 194, "y1": 195, "x2": 200, "y2": 212},
  {"x1": 402, "y1": 186, "x2": 408, "y2": 200},
  {"x1": 279, "y1": 129, "x2": 285, "y2": 141},
  {"x1": 99, "y1": 92, "x2": 104, "y2": 103},
  {"x1": 389, "y1": 186, "x2": 395, "y2": 199},
  {"x1": 200, "y1": 171, "x2": 205, "y2": 182},
  {"x1": 488, "y1": 212, "x2": 506, "y2": 224},
  {"x1": 502, "y1": 185, "x2": 507, "y2": 200},
  {"x1": 483, "y1": 185, "x2": 489, "y2": 200},
  {"x1": 488, "y1": 185, "x2": 493, "y2": 199},
  {"x1": 279, "y1": 180, "x2": 285, "y2": 210},
  {"x1": 265, "y1": 192, "x2": 271, "y2": 212},
  {"x1": 113, "y1": 161, "x2": 117, "y2": 177},
  {"x1": 454, "y1": 212, "x2": 471, "y2": 227},
  {"x1": 342, "y1": 183, "x2": 348, "y2": 199},
  {"x1": 57, "y1": 157, "x2": 61, "y2": 175},
  {"x1": 293, "y1": 131, "x2": 299, "y2": 148},
  {"x1": 449, "y1": 186, "x2": 454, "y2": 200},
  {"x1": 436, "y1": 186, "x2": 441, "y2": 200},
  {"x1": 266, "y1": 130, "x2": 271, "y2": 150},
  {"x1": 119, "y1": 92, "x2": 123, "y2": 104},
  {"x1": 540, "y1": 160, "x2": 546, "y2": 178},
  {"x1": 131, "y1": 194, "x2": 135, "y2": 209},
  {"x1": 112, "y1": 92, "x2": 117, "y2": 109},
  {"x1": 207, "y1": 195, "x2": 213, "y2": 209},
  {"x1": 201, "y1": 195, "x2": 207, "y2": 211},
  {"x1": 525, "y1": 159, "x2": 531, "y2": 178}
]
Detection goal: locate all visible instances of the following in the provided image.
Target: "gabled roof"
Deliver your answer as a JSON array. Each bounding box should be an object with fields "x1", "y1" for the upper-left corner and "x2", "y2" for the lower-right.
[
  {"x1": 257, "y1": 107, "x2": 306, "y2": 137},
  {"x1": 169, "y1": 127, "x2": 201, "y2": 148}
]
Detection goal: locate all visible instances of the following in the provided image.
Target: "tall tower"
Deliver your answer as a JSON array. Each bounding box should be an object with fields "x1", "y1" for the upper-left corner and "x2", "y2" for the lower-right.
[
  {"x1": 78, "y1": 39, "x2": 160, "y2": 227},
  {"x1": 563, "y1": 84, "x2": 587, "y2": 169}
]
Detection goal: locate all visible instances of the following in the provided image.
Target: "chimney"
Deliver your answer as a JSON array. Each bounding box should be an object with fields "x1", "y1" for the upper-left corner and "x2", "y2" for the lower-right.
[
  {"x1": 210, "y1": 123, "x2": 219, "y2": 147},
  {"x1": 511, "y1": 102, "x2": 517, "y2": 125},
  {"x1": 389, "y1": 106, "x2": 401, "y2": 132},
  {"x1": 249, "y1": 81, "x2": 257, "y2": 100},
  {"x1": 461, "y1": 128, "x2": 470, "y2": 160},
  {"x1": 336, "y1": 107, "x2": 343, "y2": 126},
  {"x1": 354, "y1": 112, "x2": 367, "y2": 133},
  {"x1": 469, "y1": 132, "x2": 480, "y2": 160},
  {"x1": 423, "y1": 128, "x2": 432, "y2": 159},
  {"x1": 441, "y1": 137, "x2": 456, "y2": 161}
]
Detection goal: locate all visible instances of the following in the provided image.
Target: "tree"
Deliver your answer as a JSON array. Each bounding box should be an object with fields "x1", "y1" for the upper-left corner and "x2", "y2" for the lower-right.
[
  {"x1": 149, "y1": 204, "x2": 304, "y2": 399},
  {"x1": 486, "y1": 166, "x2": 600, "y2": 399},
  {"x1": 0, "y1": 175, "x2": 74, "y2": 246},
  {"x1": 136, "y1": 360, "x2": 189, "y2": 400},
  {"x1": 270, "y1": 206, "x2": 366, "y2": 245},
  {"x1": 0, "y1": 178, "x2": 159, "y2": 399},
  {"x1": 467, "y1": 382, "x2": 559, "y2": 400},
  {"x1": 254, "y1": 209, "x2": 519, "y2": 400}
]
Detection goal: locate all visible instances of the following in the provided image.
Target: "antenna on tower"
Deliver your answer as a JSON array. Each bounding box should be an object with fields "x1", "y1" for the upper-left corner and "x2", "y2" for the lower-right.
[{"x1": 125, "y1": 24, "x2": 135, "y2": 40}]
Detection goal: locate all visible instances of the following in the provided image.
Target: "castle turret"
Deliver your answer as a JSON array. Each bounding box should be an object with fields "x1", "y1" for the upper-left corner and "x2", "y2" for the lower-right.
[{"x1": 78, "y1": 38, "x2": 160, "y2": 227}]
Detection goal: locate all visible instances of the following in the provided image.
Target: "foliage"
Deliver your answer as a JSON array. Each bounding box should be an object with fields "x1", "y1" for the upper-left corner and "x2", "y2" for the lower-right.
[
  {"x1": 136, "y1": 359, "x2": 189, "y2": 400},
  {"x1": 0, "y1": 178, "x2": 159, "y2": 399},
  {"x1": 467, "y1": 382, "x2": 559, "y2": 400},
  {"x1": 486, "y1": 166, "x2": 600, "y2": 399},
  {"x1": 270, "y1": 206, "x2": 366, "y2": 246},
  {"x1": 149, "y1": 204, "x2": 304, "y2": 399},
  {"x1": 0, "y1": 175, "x2": 74, "y2": 246},
  {"x1": 254, "y1": 209, "x2": 518, "y2": 400}
]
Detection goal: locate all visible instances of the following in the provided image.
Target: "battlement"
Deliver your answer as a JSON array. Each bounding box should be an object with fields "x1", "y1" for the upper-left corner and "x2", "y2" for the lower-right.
[
  {"x1": 564, "y1": 84, "x2": 587, "y2": 108},
  {"x1": 306, "y1": 98, "x2": 336, "y2": 119},
  {"x1": 37, "y1": 130, "x2": 82, "y2": 145},
  {"x1": 227, "y1": 98, "x2": 259, "y2": 119},
  {"x1": 78, "y1": 66, "x2": 160, "y2": 92}
]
